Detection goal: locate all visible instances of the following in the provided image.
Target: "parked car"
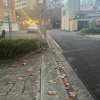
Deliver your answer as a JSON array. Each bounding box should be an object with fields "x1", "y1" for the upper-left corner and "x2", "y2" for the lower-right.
[
  {"x1": 0, "y1": 26, "x2": 5, "y2": 38},
  {"x1": 27, "y1": 24, "x2": 38, "y2": 33},
  {"x1": 96, "y1": 20, "x2": 100, "y2": 28}
]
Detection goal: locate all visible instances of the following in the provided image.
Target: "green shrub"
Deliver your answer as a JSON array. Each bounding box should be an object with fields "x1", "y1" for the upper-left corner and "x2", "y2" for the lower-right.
[
  {"x1": 0, "y1": 38, "x2": 39, "y2": 58},
  {"x1": 81, "y1": 27, "x2": 100, "y2": 34}
]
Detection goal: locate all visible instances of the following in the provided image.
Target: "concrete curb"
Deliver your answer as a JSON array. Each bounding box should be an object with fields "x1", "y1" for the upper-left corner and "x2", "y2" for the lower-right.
[
  {"x1": 47, "y1": 32, "x2": 95, "y2": 100},
  {"x1": 41, "y1": 50, "x2": 69, "y2": 100}
]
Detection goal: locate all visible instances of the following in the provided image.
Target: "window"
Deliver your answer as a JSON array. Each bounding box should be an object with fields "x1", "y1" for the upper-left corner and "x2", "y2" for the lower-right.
[
  {"x1": 3, "y1": 0, "x2": 8, "y2": 7},
  {"x1": 4, "y1": 11, "x2": 9, "y2": 20}
]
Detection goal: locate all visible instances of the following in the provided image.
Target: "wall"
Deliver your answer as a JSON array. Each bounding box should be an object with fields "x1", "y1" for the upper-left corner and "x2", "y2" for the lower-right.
[
  {"x1": 8, "y1": 0, "x2": 16, "y2": 21},
  {"x1": 26, "y1": 0, "x2": 36, "y2": 9},
  {"x1": 0, "y1": 0, "x2": 4, "y2": 20}
]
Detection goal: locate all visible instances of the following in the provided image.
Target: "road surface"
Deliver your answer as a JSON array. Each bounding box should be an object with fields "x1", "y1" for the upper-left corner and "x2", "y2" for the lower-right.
[{"x1": 49, "y1": 29, "x2": 100, "y2": 100}]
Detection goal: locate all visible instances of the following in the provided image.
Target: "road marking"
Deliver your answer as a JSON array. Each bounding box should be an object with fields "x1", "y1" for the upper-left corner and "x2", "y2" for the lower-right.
[
  {"x1": 63, "y1": 49, "x2": 84, "y2": 53},
  {"x1": 47, "y1": 32, "x2": 63, "y2": 53}
]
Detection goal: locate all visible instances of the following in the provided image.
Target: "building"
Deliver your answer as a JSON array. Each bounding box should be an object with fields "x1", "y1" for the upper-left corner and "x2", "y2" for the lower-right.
[
  {"x1": 15, "y1": 0, "x2": 36, "y2": 10},
  {"x1": 0, "y1": 0, "x2": 19, "y2": 31},
  {"x1": 61, "y1": 0, "x2": 100, "y2": 31}
]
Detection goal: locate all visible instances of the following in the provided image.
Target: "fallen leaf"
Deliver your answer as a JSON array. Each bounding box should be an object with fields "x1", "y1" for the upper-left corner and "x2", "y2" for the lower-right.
[
  {"x1": 62, "y1": 67, "x2": 64, "y2": 69},
  {"x1": 48, "y1": 91, "x2": 57, "y2": 95},
  {"x1": 36, "y1": 81, "x2": 38, "y2": 83},
  {"x1": 21, "y1": 63, "x2": 27, "y2": 65},
  {"x1": 4, "y1": 82, "x2": 12, "y2": 85},
  {"x1": 8, "y1": 68, "x2": 13, "y2": 70},
  {"x1": 12, "y1": 64, "x2": 17, "y2": 67},
  {"x1": 69, "y1": 92, "x2": 76, "y2": 97},
  {"x1": 54, "y1": 67, "x2": 59, "y2": 70},
  {"x1": 17, "y1": 77, "x2": 22, "y2": 80},
  {"x1": 65, "y1": 98, "x2": 73, "y2": 100},
  {"x1": 33, "y1": 86, "x2": 37, "y2": 88},
  {"x1": 15, "y1": 62, "x2": 17, "y2": 63},
  {"x1": 48, "y1": 70, "x2": 52, "y2": 73},
  {"x1": 58, "y1": 79, "x2": 62, "y2": 82},
  {"x1": 17, "y1": 65, "x2": 20, "y2": 67},
  {"x1": 59, "y1": 72, "x2": 66, "y2": 78},
  {"x1": 45, "y1": 84, "x2": 48, "y2": 86},
  {"x1": 8, "y1": 82, "x2": 12, "y2": 84},
  {"x1": 28, "y1": 67, "x2": 33, "y2": 72},
  {"x1": 49, "y1": 80, "x2": 56, "y2": 83},
  {"x1": 65, "y1": 83, "x2": 70, "y2": 90}
]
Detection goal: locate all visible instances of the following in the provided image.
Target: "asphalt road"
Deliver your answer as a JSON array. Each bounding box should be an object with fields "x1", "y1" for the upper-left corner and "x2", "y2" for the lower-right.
[{"x1": 49, "y1": 30, "x2": 100, "y2": 100}]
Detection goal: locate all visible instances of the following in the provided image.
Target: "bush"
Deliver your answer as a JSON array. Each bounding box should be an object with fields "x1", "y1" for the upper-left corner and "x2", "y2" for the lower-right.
[
  {"x1": 81, "y1": 27, "x2": 100, "y2": 34},
  {"x1": 0, "y1": 38, "x2": 39, "y2": 58}
]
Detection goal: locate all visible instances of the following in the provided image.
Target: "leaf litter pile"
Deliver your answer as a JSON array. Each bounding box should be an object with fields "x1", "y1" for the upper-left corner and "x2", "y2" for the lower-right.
[{"x1": 51, "y1": 46, "x2": 77, "y2": 100}]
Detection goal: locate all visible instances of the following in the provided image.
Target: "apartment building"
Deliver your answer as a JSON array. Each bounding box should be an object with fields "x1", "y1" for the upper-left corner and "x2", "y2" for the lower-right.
[
  {"x1": 15, "y1": 0, "x2": 36, "y2": 10},
  {"x1": 0, "y1": 0, "x2": 19, "y2": 31},
  {"x1": 61, "y1": 0, "x2": 100, "y2": 31}
]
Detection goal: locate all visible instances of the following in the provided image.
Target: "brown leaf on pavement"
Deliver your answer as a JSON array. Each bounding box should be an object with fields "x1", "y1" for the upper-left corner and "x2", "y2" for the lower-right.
[
  {"x1": 21, "y1": 63, "x2": 27, "y2": 65},
  {"x1": 49, "y1": 80, "x2": 56, "y2": 83},
  {"x1": 8, "y1": 68, "x2": 14, "y2": 70},
  {"x1": 59, "y1": 72, "x2": 66, "y2": 78},
  {"x1": 69, "y1": 92, "x2": 76, "y2": 97},
  {"x1": 17, "y1": 77, "x2": 22, "y2": 80},
  {"x1": 65, "y1": 83, "x2": 70, "y2": 90},
  {"x1": 65, "y1": 98, "x2": 73, "y2": 100},
  {"x1": 45, "y1": 84, "x2": 48, "y2": 86},
  {"x1": 48, "y1": 70, "x2": 52, "y2": 73},
  {"x1": 54, "y1": 67, "x2": 59, "y2": 70},
  {"x1": 12, "y1": 64, "x2": 17, "y2": 67},
  {"x1": 4, "y1": 82, "x2": 12, "y2": 85},
  {"x1": 28, "y1": 67, "x2": 33, "y2": 71},
  {"x1": 58, "y1": 79, "x2": 62, "y2": 82},
  {"x1": 48, "y1": 91, "x2": 57, "y2": 95}
]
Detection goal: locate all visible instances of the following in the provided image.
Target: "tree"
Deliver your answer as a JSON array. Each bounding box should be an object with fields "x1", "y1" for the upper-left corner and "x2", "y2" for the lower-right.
[{"x1": 46, "y1": 0, "x2": 64, "y2": 28}]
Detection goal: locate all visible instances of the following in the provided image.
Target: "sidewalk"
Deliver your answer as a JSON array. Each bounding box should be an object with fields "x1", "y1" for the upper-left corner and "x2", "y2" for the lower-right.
[{"x1": 0, "y1": 52, "x2": 41, "y2": 100}]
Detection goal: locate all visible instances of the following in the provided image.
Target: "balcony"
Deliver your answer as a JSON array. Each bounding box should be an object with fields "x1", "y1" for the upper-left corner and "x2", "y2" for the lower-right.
[
  {"x1": 15, "y1": 5, "x2": 26, "y2": 10},
  {"x1": 15, "y1": 1, "x2": 26, "y2": 5}
]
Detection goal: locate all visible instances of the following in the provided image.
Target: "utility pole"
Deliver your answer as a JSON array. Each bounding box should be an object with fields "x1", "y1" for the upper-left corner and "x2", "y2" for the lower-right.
[
  {"x1": 43, "y1": 0, "x2": 47, "y2": 39},
  {"x1": 8, "y1": 15, "x2": 11, "y2": 38}
]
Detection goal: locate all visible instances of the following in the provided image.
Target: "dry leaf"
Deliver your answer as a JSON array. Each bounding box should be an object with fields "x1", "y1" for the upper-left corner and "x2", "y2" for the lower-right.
[
  {"x1": 59, "y1": 79, "x2": 62, "y2": 82},
  {"x1": 21, "y1": 63, "x2": 27, "y2": 65},
  {"x1": 65, "y1": 83, "x2": 70, "y2": 90},
  {"x1": 48, "y1": 70, "x2": 52, "y2": 73},
  {"x1": 36, "y1": 81, "x2": 38, "y2": 83},
  {"x1": 8, "y1": 82, "x2": 12, "y2": 84},
  {"x1": 65, "y1": 98, "x2": 73, "y2": 100},
  {"x1": 59, "y1": 72, "x2": 66, "y2": 78},
  {"x1": 48, "y1": 91, "x2": 57, "y2": 95},
  {"x1": 69, "y1": 92, "x2": 76, "y2": 97},
  {"x1": 8, "y1": 68, "x2": 13, "y2": 70},
  {"x1": 28, "y1": 67, "x2": 33, "y2": 71},
  {"x1": 17, "y1": 77, "x2": 22, "y2": 80},
  {"x1": 12, "y1": 64, "x2": 17, "y2": 67},
  {"x1": 62, "y1": 67, "x2": 64, "y2": 69},
  {"x1": 49, "y1": 80, "x2": 56, "y2": 83},
  {"x1": 45, "y1": 84, "x2": 48, "y2": 86}
]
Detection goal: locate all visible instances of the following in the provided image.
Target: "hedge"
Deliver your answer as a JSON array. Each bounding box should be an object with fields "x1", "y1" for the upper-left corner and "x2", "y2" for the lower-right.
[
  {"x1": 81, "y1": 27, "x2": 100, "y2": 34},
  {"x1": 0, "y1": 38, "x2": 39, "y2": 58}
]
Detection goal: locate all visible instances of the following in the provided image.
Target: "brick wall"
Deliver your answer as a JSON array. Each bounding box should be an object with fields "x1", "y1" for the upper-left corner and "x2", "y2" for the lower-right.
[
  {"x1": 8, "y1": 0, "x2": 16, "y2": 21},
  {"x1": 0, "y1": 0, "x2": 4, "y2": 20}
]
